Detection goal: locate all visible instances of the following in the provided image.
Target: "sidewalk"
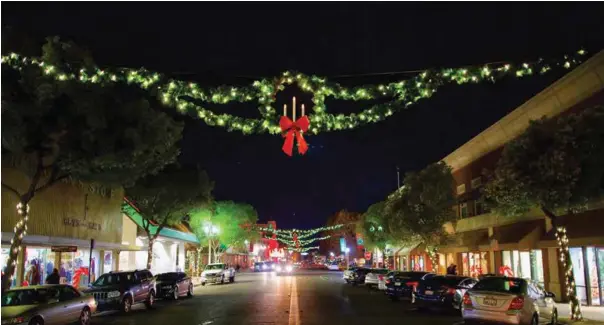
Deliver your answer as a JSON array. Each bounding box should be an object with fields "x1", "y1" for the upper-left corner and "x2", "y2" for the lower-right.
[{"x1": 557, "y1": 303, "x2": 604, "y2": 322}]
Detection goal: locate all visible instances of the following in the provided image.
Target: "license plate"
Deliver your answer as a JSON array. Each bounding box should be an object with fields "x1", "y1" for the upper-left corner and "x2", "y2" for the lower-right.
[
  {"x1": 395, "y1": 282, "x2": 401, "y2": 286},
  {"x1": 483, "y1": 297, "x2": 498, "y2": 306},
  {"x1": 425, "y1": 290, "x2": 433, "y2": 295}
]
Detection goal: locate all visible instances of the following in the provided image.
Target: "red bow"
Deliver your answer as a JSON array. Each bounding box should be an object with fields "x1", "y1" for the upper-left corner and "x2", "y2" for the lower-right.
[{"x1": 279, "y1": 116, "x2": 310, "y2": 156}]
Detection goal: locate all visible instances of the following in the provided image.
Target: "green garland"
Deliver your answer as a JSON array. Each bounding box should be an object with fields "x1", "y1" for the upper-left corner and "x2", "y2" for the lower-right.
[{"x1": 1, "y1": 50, "x2": 586, "y2": 135}]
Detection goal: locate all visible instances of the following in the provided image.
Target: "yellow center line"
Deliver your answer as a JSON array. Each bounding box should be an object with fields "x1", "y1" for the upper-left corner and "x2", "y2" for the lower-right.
[{"x1": 288, "y1": 276, "x2": 300, "y2": 325}]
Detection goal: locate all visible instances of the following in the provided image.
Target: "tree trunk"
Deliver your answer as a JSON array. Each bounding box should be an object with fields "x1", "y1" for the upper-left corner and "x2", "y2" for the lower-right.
[
  {"x1": 427, "y1": 246, "x2": 439, "y2": 274},
  {"x1": 542, "y1": 207, "x2": 583, "y2": 320},
  {"x1": 146, "y1": 235, "x2": 155, "y2": 270},
  {"x1": 1, "y1": 199, "x2": 31, "y2": 292}
]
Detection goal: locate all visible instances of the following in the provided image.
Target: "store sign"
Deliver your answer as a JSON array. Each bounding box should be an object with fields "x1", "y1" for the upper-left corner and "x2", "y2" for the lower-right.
[
  {"x1": 339, "y1": 237, "x2": 347, "y2": 253},
  {"x1": 51, "y1": 246, "x2": 77, "y2": 252},
  {"x1": 365, "y1": 252, "x2": 372, "y2": 260},
  {"x1": 63, "y1": 218, "x2": 102, "y2": 231}
]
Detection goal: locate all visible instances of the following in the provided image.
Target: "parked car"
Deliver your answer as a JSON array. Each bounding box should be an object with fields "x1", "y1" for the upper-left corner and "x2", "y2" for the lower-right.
[
  {"x1": 415, "y1": 275, "x2": 477, "y2": 312},
  {"x1": 385, "y1": 271, "x2": 435, "y2": 301},
  {"x1": 364, "y1": 269, "x2": 390, "y2": 289},
  {"x1": 462, "y1": 276, "x2": 558, "y2": 325},
  {"x1": 201, "y1": 263, "x2": 235, "y2": 285},
  {"x1": 348, "y1": 268, "x2": 372, "y2": 285},
  {"x1": 155, "y1": 272, "x2": 194, "y2": 300},
  {"x1": 253, "y1": 261, "x2": 274, "y2": 272},
  {"x1": 1, "y1": 284, "x2": 97, "y2": 325},
  {"x1": 326, "y1": 262, "x2": 340, "y2": 271},
  {"x1": 84, "y1": 269, "x2": 156, "y2": 313},
  {"x1": 378, "y1": 271, "x2": 396, "y2": 290}
]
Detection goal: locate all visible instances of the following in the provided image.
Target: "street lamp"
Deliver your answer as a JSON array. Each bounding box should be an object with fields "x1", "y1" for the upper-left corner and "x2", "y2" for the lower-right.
[
  {"x1": 344, "y1": 247, "x2": 350, "y2": 270},
  {"x1": 204, "y1": 224, "x2": 219, "y2": 263}
]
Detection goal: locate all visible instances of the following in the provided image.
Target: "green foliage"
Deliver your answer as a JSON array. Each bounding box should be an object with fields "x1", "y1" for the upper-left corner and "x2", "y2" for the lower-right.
[
  {"x1": 2, "y1": 36, "x2": 183, "y2": 191},
  {"x1": 483, "y1": 105, "x2": 604, "y2": 217},
  {"x1": 125, "y1": 164, "x2": 213, "y2": 234},
  {"x1": 358, "y1": 202, "x2": 390, "y2": 250},
  {"x1": 189, "y1": 201, "x2": 259, "y2": 253},
  {"x1": 386, "y1": 162, "x2": 456, "y2": 246}
]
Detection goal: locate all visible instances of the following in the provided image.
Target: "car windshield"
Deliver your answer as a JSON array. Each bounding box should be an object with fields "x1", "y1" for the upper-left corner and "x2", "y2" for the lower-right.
[
  {"x1": 473, "y1": 278, "x2": 526, "y2": 294},
  {"x1": 1, "y1": 288, "x2": 59, "y2": 306},
  {"x1": 92, "y1": 273, "x2": 135, "y2": 286},
  {"x1": 157, "y1": 273, "x2": 181, "y2": 281},
  {"x1": 396, "y1": 272, "x2": 429, "y2": 280},
  {"x1": 205, "y1": 264, "x2": 224, "y2": 270},
  {"x1": 371, "y1": 269, "x2": 390, "y2": 274}
]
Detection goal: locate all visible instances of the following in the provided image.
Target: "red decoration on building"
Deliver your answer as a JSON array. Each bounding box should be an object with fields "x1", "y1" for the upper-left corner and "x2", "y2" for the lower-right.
[{"x1": 279, "y1": 115, "x2": 310, "y2": 156}]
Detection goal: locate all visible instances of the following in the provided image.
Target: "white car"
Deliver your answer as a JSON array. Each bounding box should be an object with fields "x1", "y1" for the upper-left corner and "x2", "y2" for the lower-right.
[
  {"x1": 462, "y1": 277, "x2": 558, "y2": 325},
  {"x1": 201, "y1": 263, "x2": 235, "y2": 285},
  {"x1": 275, "y1": 263, "x2": 294, "y2": 275},
  {"x1": 326, "y1": 263, "x2": 340, "y2": 271},
  {"x1": 364, "y1": 269, "x2": 390, "y2": 288},
  {"x1": 378, "y1": 271, "x2": 395, "y2": 290}
]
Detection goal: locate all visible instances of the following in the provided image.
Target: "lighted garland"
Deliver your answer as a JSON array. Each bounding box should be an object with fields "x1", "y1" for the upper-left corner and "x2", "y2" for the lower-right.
[
  {"x1": 265, "y1": 234, "x2": 332, "y2": 247},
  {"x1": 288, "y1": 246, "x2": 320, "y2": 253},
  {"x1": 1, "y1": 50, "x2": 587, "y2": 135},
  {"x1": 255, "y1": 224, "x2": 345, "y2": 238}
]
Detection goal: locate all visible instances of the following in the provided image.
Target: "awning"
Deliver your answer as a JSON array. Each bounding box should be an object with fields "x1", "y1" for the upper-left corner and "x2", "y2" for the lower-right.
[
  {"x1": 122, "y1": 200, "x2": 199, "y2": 244},
  {"x1": 393, "y1": 241, "x2": 422, "y2": 256},
  {"x1": 440, "y1": 229, "x2": 489, "y2": 253},
  {"x1": 0, "y1": 232, "x2": 145, "y2": 252},
  {"x1": 491, "y1": 220, "x2": 541, "y2": 251}
]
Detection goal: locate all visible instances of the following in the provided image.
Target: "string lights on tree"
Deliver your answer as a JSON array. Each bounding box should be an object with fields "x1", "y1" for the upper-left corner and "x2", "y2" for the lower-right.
[{"x1": 555, "y1": 226, "x2": 582, "y2": 321}]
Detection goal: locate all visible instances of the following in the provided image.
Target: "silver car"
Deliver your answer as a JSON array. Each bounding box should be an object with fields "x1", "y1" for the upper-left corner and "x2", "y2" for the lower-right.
[
  {"x1": 462, "y1": 276, "x2": 558, "y2": 325},
  {"x1": 364, "y1": 269, "x2": 390, "y2": 288},
  {"x1": 1, "y1": 284, "x2": 97, "y2": 325}
]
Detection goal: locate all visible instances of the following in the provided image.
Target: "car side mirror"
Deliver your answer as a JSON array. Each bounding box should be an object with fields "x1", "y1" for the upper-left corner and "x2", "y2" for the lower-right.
[{"x1": 545, "y1": 291, "x2": 555, "y2": 299}]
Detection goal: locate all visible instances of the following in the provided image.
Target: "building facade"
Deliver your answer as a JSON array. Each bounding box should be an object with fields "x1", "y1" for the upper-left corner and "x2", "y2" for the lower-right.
[{"x1": 393, "y1": 50, "x2": 604, "y2": 306}]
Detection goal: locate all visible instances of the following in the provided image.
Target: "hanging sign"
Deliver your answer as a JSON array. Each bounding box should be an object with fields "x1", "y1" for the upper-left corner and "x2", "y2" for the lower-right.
[
  {"x1": 51, "y1": 246, "x2": 77, "y2": 252},
  {"x1": 339, "y1": 237, "x2": 347, "y2": 253},
  {"x1": 365, "y1": 251, "x2": 372, "y2": 260}
]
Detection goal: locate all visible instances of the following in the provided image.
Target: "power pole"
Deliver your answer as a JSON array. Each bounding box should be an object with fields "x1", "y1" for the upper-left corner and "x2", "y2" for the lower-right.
[{"x1": 396, "y1": 166, "x2": 401, "y2": 189}]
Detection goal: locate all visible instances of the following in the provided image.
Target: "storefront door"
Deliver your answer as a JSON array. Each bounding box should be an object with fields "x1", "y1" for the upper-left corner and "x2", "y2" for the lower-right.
[{"x1": 571, "y1": 246, "x2": 604, "y2": 306}]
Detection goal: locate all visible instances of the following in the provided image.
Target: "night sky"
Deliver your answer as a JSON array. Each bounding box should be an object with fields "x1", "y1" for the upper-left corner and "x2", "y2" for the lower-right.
[{"x1": 3, "y1": 2, "x2": 604, "y2": 229}]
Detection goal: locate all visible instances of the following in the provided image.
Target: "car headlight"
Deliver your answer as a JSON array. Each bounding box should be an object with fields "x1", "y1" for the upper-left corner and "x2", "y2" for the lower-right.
[
  {"x1": 286, "y1": 265, "x2": 293, "y2": 272},
  {"x1": 2, "y1": 317, "x2": 25, "y2": 325},
  {"x1": 271, "y1": 264, "x2": 276, "y2": 269},
  {"x1": 276, "y1": 266, "x2": 282, "y2": 272},
  {"x1": 107, "y1": 290, "x2": 121, "y2": 298},
  {"x1": 262, "y1": 264, "x2": 266, "y2": 270}
]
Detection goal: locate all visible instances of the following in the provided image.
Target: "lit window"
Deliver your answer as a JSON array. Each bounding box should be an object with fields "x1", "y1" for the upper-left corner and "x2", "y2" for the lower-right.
[{"x1": 457, "y1": 184, "x2": 466, "y2": 195}]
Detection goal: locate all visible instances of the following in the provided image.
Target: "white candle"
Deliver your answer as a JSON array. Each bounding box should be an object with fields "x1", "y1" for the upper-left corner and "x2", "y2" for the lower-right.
[
  {"x1": 283, "y1": 104, "x2": 287, "y2": 117},
  {"x1": 292, "y1": 97, "x2": 296, "y2": 121},
  {"x1": 302, "y1": 104, "x2": 305, "y2": 116}
]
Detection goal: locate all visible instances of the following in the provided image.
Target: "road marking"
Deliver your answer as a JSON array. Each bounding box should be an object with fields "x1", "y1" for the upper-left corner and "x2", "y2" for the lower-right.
[{"x1": 288, "y1": 277, "x2": 300, "y2": 325}]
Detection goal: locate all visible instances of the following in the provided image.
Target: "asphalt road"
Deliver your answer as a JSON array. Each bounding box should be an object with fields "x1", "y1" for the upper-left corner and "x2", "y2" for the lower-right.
[{"x1": 91, "y1": 271, "x2": 463, "y2": 325}]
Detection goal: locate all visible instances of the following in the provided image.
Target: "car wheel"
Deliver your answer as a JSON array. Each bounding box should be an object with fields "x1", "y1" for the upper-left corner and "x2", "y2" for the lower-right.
[
  {"x1": 220, "y1": 276, "x2": 225, "y2": 284},
  {"x1": 173, "y1": 285, "x2": 179, "y2": 300},
  {"x1": 121, "y1": 296, "x2": 133, "y2": 313},
  {"x1": 187, "y1": 284, "x2": 193, "y2": 297},
  {"x1": 201, "y1": 282, "x2": 206, "y2": 286},
  {"x1": 28, "y1": 317, "x2": 44, "y2": 325},
  {"x1": 79, "y1": 308, "x2": 91, "y2": 325},
  {"x1": 145, "y1": 291, "x2": 155, "y2": 309},
  {"x1": 551, "y1": 309, "x2": 558, "y2": 325}
]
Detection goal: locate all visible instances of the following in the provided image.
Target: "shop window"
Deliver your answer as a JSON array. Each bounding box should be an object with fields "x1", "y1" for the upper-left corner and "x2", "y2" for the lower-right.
[
  {"x1": 24, "y1": 247, "x2": 55, "y2": 286},
  {"x1": 103, "y1": 251, "x2": 113, "y2": 274},
  {"x1": 462, "y1": 253, "x2": 469, "y2": 276},
  {"x1": 60, "y1": 250, "x2": 99, "y2": 288},
  {"x1": 1, "y1": 247, "x2": 18, "y2": 287},
  {"x1": 597, "y1": 248, "x2": 604, "y2": 306},
  {"x1": 570, "y1": 247, "x2": 588, "y2": 305},
  {"x1": 456, "y1": 184, "x2": 466, "y2": 195},
  {"x1": 530, "y1": 250, "x2": 545, "y2": 286},
  {"x1": 411, "y1": 255, "x2": 424, "y2": 271},
  {"x1": 586, "y1": 247, "x2": 601, "y2": 306},
  {"x1": 438, "y1": 254, "x2": 446, "y2": 274},
  {"x1": 459, "y1": 203, "x2": 468, "y2": 218}
]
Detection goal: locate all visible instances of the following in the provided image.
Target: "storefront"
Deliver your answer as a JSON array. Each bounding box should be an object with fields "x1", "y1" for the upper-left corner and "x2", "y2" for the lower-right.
[
  {"x1": 461, "y1": 251, "x2": 490, "y2": 278},
  {"x1": 1, "y1": 170, "x2": 126, "y2": 289},
  {"x1": 500, "y1": 249, "x2": 545, "y2": 286},
  {"x1": 569, "y1": 246, "x2": 604, "y2": 306}
]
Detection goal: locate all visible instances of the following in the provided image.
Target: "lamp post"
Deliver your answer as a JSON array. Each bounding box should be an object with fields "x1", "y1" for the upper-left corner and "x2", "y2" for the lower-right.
[
  {"x1": 204, "y1": 224, "x2": 219, "y2": 264},
  {"x1": 344, "y1": 247, "x2": 350, "y2": 270}
]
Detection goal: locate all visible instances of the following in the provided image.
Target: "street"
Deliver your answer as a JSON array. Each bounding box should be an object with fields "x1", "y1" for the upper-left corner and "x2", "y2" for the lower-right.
[{"x1": 91, "y1": 271, "x2": 462, "y2": 325}]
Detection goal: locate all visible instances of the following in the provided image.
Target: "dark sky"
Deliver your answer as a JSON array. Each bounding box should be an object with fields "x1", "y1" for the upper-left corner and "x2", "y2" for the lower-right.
[{"x1": 3, "y1": 2, "x2": 604, "y2": 229}]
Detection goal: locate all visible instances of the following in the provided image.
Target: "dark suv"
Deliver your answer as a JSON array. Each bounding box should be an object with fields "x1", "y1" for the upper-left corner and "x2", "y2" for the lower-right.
[{"x1": 84, "y1": 269, "x2": 156, "y2": 313}]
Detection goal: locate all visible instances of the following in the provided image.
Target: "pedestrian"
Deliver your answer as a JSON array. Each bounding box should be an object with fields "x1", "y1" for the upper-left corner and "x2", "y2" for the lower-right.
[
  {"x1": 46, "y1": 268, "x2": 60, "y2": 284},
  {"x1": 451, "y1": 264, "x2": 458, "y2": 275},
  {"x1": 446, "y1": 264, "x2": 455, "y2": 275}
]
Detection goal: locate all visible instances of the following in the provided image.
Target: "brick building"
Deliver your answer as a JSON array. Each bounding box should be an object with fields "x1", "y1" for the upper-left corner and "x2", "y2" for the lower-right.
[{"x1": 395, "y1": 50, "x2": 604, "y2": 306}]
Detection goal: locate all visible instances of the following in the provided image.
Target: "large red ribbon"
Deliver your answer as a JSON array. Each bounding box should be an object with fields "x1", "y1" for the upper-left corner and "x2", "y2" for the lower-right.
[{"x1": 279, "y1": 115, "x2": 310, "y2": 156}]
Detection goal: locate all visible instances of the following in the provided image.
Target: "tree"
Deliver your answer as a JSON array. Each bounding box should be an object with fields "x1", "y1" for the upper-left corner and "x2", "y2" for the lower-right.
[
  {"x1": 125, "y1": 165, "x2": 213, "y2": 270},
  {"x1": 189, "y1": 201, "x2": 259, "y2": 264},
  {"x1": 1, "y1": 37, "x2": 183, "y2": 290},
  {"x1": 358, "y1": 202, "x2": 390, "y2": 252},
  {"x1": 483, "y1": 105, "x2": 604, "y2": 320},
  {"x1": 319, "y1": 210, "x2": 360, "y2": 257},
  {"x1": 385, "y1": 162, "x2": 456, "y2": 273}
]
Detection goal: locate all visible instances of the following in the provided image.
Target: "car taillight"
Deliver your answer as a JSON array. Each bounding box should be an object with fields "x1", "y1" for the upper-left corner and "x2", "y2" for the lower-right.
[
  {"x1": 385, "y1": 279, "x2": 392, "y2": 284},
  {"x1": 406, "y1": 281, "x2": 418, "y2": 287},
  {"x1": 444, "y1": 287, "x2": 456, "y2": 295},
  {"x1": 462, "y1": 293, "x2": 473, "y2": 306},
  {"x1": 378, "y1": 275, "x2": 384, "y2": 281},
  {"x1": 508, "y1": 296, "x2": 524, "y2": 310}
]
